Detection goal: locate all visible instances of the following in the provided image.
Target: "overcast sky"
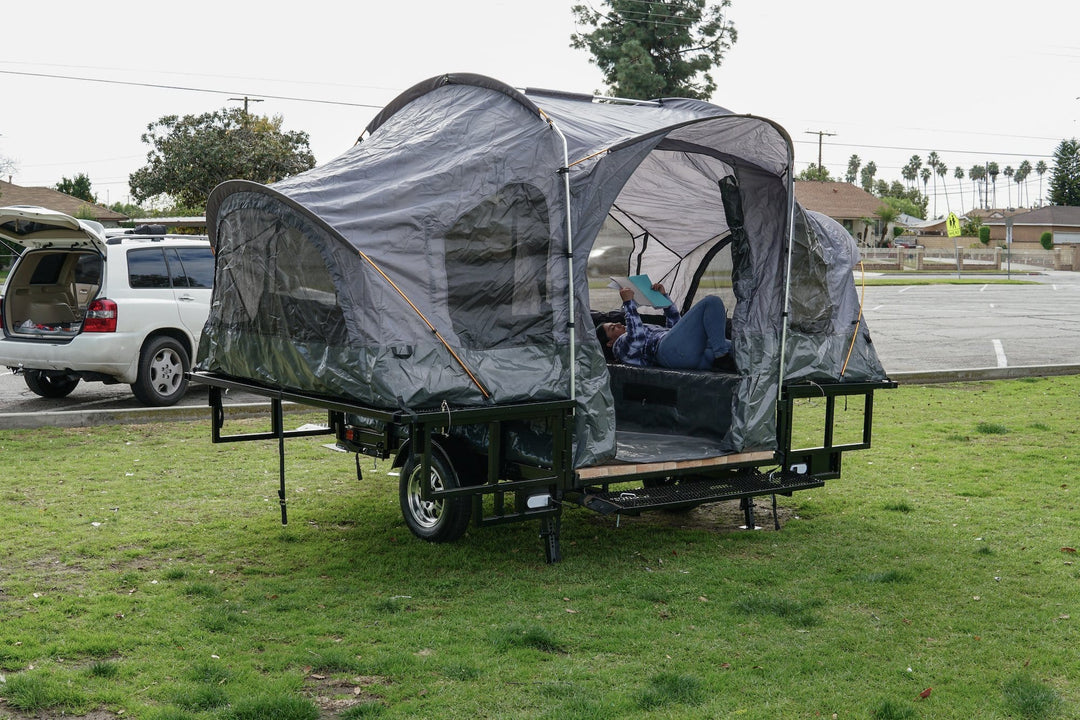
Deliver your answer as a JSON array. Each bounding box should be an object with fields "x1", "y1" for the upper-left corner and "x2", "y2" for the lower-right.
[{"x1": 2, "y1": 0, "x2": 1077, "y2": 216}]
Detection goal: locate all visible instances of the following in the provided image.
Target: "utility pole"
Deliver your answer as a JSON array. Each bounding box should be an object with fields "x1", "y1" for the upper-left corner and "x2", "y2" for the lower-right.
[
  {"x1": 805, "y1": 130, "x2": 837, "y2": 180},
  {"x1": 228, "y1": 96, "x2": 264, "y2": 115}
]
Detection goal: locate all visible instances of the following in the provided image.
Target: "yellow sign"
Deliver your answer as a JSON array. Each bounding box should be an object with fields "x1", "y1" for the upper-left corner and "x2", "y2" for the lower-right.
[{"x1": 946, "y1": 212, "x2": 962, "y2": 238}]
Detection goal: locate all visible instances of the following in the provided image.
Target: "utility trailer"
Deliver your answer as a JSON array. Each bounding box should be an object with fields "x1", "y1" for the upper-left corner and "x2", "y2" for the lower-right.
[
  {"x1": 192, "y1": 371, "x2": 893, "y2": 562},
  {"x1": 190, "y1": 74, "x2": 894, "y2": 562}
]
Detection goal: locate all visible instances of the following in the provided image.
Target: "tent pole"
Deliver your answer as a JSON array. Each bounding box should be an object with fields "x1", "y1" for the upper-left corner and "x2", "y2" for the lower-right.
[
  {"x1": 543, "y1": 112, "x2": 577, "y2": 402},
  {"x1": 777, "y1": 137, "x2": 797, "y2": 413}
]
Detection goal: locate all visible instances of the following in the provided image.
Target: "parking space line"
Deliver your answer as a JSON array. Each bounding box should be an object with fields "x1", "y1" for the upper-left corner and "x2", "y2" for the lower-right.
[{"x1": 993, "y1": 339, "x2": 1007, "y2": 367}]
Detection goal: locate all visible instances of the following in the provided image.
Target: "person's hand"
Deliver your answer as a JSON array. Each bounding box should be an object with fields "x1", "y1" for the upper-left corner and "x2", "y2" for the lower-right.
[
  {"x1": 652, "y1": 282, "x2": 666, "y2": 295},
  {"x1": 619, "y1": 287, "x2": 636, "y2": 302}
]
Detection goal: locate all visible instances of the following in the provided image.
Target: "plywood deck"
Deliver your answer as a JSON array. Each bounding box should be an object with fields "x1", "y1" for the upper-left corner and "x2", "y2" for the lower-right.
[{"x1": 577, "y1": 450, "x2": 775, "y2": 481}]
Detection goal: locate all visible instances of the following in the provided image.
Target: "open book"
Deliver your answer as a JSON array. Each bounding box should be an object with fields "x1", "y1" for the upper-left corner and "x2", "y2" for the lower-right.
[{"x1": 607, "y1": 274, "x2": 672, "y2": 308}]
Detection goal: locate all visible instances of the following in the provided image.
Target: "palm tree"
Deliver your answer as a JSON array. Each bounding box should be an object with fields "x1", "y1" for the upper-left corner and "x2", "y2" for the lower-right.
[
  {"x1": 988, "y1": 162, "x2": 1000, "y2": 208},
  {"x1": 874, "y1": 204, "x2": 900, "y2": 248},
  {"x1": 1017, "y1": 160, "x2": 1032, "y2": 207},
  {"x1": 937, "y1": 163, "x2": 949, "y2": 213},
  {"x1": 846, "y1": 154, "x2": 861, "y2": 184},
  {"x1": 1003, "y1": 166, "x2": 1015, "y2": 208},
  {"x1": 1036, "y1": 160, "x2": 1048, "y2": 206},
  {"x1": 969, "y1": 165, "x2": 985, "y2": 209},
  {"x1": 920, "y1": 167, "x2": 931, "y2": 202},
  {"x1": 954, "y1": 166, "x2": 966, "y2": 212},
  {"x1": 859, "y1": 161, "x2": 877, "y2": 193},
  {"x1": 927, "y1": 152, "x2": 941, "y2": 215},
  {"x1": 901, "y1": 162, "x2": 917, "y2": 190},
  {"x1": 907, "y1": 155, "x2": 923, "y2": 191}
]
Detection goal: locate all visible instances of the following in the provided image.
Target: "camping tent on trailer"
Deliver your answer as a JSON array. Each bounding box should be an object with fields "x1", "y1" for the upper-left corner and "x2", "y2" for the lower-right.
[{"x1": 198, "y1": 73, "x2": 886, "y2": 468}]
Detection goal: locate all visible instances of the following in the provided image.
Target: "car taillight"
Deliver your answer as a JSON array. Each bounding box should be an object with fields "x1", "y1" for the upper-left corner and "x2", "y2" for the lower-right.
[{"x1": 83, "y1": 298, "x2": 118, "y2": 333}]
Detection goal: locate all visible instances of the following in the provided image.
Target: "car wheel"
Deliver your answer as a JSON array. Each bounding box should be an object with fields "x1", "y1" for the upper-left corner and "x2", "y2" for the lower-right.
[
  {"x1": 24, "y1": 370, "x2": 80, "y2": 398},
  {"x1": 131, "y1": 336, "x2": 190, "y2": 407},
  {"x1": 399, "y1": 445, "x2": 472, "y2": 543}
]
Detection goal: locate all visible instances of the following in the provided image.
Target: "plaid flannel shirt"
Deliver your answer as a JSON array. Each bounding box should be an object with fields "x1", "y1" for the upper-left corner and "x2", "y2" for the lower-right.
[{"x1": 611, "y1": 298, "x2": 681, "y2": 367}]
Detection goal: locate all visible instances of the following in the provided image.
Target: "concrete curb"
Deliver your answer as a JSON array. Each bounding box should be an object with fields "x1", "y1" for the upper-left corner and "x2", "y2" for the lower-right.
[
  {"x1": 890, "y1": 364, "x2": 1080, "y2": 385},
  {"x1": 0, "y1": 401, "x2": 295, "y2": 430}
]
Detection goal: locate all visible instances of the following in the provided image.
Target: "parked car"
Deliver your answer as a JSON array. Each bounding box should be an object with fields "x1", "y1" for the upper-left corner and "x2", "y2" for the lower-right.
[
  {"x1": 587, "y1": 244, "x2": 629, "y2": 277},
  {"x1": 0, "y1": 206, "x2": 214, "y2": 406}
]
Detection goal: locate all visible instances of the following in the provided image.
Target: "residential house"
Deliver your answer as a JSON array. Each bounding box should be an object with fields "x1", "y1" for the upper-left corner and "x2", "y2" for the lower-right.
[
  {"x1": 794, "y1": 181, "x2": 890, "y2": 246},
  {"x1": 981, "y1": 206, "x2": 1080, "y2": 247},
  {"x1": 0, "y1": 180, "x2": 128, "y2": 226}
]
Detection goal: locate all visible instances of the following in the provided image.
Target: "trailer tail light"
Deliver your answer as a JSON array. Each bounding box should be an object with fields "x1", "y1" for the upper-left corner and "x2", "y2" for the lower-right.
[{"x1": 83, "y1": 298, "x2": 118, "y2": 332}]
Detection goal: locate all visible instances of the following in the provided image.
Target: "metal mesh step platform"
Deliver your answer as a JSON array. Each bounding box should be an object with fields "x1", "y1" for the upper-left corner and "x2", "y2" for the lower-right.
[{"x1": 577, "y1": 467, "x2": 825, "y2": 515}]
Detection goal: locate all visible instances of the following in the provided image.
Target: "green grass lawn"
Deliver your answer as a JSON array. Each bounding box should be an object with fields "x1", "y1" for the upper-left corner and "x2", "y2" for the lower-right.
[{"x1": 1, "y1": 376, "x2": 1078, "y2": 719}]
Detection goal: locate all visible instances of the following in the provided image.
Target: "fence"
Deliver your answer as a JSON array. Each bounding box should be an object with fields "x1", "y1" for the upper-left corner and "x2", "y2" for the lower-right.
[{"x1": 861, "y1": 246, "x2": 1077, "y2": 272}]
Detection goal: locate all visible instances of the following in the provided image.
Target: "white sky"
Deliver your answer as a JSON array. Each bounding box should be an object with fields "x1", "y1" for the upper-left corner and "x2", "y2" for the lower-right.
[{"x1": 2, "y1": 0, "x2": 1078, "y2": 217}]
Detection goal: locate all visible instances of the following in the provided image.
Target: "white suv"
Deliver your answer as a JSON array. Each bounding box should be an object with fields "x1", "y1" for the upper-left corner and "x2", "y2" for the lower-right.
[{"x1": 0, "y1": 206, "x2": 213, "y2": 406}]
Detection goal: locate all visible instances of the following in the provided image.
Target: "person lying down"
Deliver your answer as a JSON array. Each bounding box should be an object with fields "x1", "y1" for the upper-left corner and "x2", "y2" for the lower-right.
[{"x1": 595, "y1": 283, "x2": 737, "y2": 372}]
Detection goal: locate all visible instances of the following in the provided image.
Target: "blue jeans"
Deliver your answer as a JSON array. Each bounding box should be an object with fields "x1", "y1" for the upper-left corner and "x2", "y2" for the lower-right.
[{"x1": 654, "y1": 295, "x2": 731, "y2": 370}]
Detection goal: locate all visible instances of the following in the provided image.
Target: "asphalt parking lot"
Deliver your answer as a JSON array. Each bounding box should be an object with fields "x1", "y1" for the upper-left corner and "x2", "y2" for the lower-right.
[{"x1": 2, "y1": 270, "x2": 1079, "y2": 428}]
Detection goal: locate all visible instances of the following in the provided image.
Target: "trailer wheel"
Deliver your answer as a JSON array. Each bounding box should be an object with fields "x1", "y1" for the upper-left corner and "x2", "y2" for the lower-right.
[{"x1": 399, "y1": 445, "x2": 471, "y2": 543}]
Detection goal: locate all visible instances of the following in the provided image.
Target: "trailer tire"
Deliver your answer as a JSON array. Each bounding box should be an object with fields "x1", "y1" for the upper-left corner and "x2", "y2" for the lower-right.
[{"x1": 399, "y1": 445, "x2": 472, "y2": 543}]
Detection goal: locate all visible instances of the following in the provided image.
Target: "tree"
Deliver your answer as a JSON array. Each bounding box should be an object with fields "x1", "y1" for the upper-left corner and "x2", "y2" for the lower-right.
[
  {"x1": 1048, "y1": 138, "x2": 1080, "y2": 206},
  {"x1": 936, "y1": 162, "x2": 949, "y2": 214},
  {"x1": 797, "y1": 164, "x2": 832, "y2": 181},
  {"x1": 880, "y1": 194, "x2": 925, "y2": 220},
  {"x1": 846, "y1": 154, "x2": 861, "y2": 184},
  {"x1": 570, "y1": 0, "x2": 737, "y2": 99},
  {"x1": 969, "y1": 165, "x2": 985, "y2": 209},
  {"x1": 926, "y1": 151, "x2": 940, "y2": 216},
  {"x1": 110, "y1": 200, "x2": 145, "y2": 218},
  {"x1": 1003, "y1": 165, "x2": 1014, "y2": 208},
  {"x1": 873, "y1": 204, "x2": 899, "y2": 248},
  {"x1": 129, "y1": 107, "x2": 315, "y2": 210},
  {"x1": 987, "y1": 162, "x2": 1000, "y2": 208},
  {"x1": 920, "y1": 167, "x2": 931, "y2": 199},
  {"x1": 954, "y1": 166, "x2": 965, "y2": 212},
  {"x1": 0, "y1": 153, "x2": 14, "y2": 180},
  {"x1": 859, "y1": 161, "x2": 877, "y2": 192},
  {"x1": 1016, "y1": 159, "x2": 1031, "y2": 207},
  {"x1": 56, "y1": 173, "x2": 97, "y2": 203},
  {"x1": 1035, "y1": 160, "x2": 1048, "y2": 206}
]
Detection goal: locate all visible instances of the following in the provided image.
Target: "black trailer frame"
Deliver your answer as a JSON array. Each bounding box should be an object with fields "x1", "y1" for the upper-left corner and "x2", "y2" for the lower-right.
[{"x1": 192, "y1": 370, "x2": 895, "y2": 562}]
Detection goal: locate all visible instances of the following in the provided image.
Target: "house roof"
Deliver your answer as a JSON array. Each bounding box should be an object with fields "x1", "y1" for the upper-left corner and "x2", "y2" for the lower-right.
[
  {"x1": 982, "y1": 205, "x2": 1080, "y2": 228},
  {"x1": 794, "y1": 181, "x2": 884, "y2": 220},
  {"x1": 0, "y1": 180, "x2": 128, "y2": 224}
]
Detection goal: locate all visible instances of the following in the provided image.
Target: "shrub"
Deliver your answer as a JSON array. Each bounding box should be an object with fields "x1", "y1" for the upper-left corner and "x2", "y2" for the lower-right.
[
  {"x1": 978, "y1": 226, "x2": 991, "y2": 245},
  {"x1": 1040, "y1": 231, "x2": 1053, "y2": 250}
]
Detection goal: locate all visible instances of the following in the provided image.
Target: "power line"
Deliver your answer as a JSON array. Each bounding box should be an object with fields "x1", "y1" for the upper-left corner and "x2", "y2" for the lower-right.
[
  {"x1": 793, "y1": 138, "x2": 1054, "y2": 160},
  {"x1": 0, "y1": 69, "x2": 384, "y2": 109}
]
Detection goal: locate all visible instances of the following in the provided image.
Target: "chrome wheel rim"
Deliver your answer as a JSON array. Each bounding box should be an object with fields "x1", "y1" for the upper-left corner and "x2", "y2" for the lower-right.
[{"x1": 406, "y1": 465, "x2": 445, "y2": 529}]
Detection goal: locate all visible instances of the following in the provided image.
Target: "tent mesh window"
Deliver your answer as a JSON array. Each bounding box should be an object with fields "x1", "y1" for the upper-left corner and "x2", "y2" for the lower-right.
[
  {"x1": 444, "y1": 183, "x2": 554, "y2": 349},
  {"x1": 218, "y1": 208, "x2": 347, "y2": 346},
  {"x1": 788, "y1": 205, "x2": 833, "y2": 334}
]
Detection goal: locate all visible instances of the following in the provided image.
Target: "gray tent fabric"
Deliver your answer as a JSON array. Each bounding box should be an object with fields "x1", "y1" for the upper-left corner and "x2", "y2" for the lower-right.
[
  {"x1": 198, "y1": 72, "x2": 885, "y2": 468},
  {"x1": 784, "y1": 209, "x2": 888, "y2": 382}
]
